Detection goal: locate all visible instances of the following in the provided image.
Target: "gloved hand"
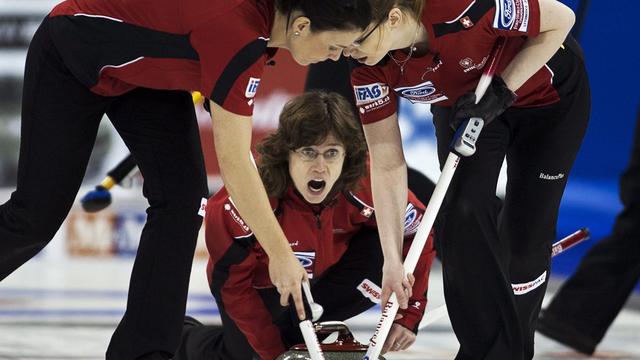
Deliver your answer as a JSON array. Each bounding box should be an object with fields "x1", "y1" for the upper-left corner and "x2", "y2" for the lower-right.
[{"x1": 449, "y1": 76, "x2": 517, "y2": 131}]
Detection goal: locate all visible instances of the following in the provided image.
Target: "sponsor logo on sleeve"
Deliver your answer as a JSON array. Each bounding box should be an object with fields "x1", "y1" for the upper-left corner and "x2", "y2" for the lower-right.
[
  {"x1": 394, "y1": 81, "x2": 448, "y2": 104},
  {"x1": 357, "y1": 279, "x2": 382, "y2": 303},
  {"x1": 224, "y1": 203, "x2": 251, "y2": 233},
  {"x1": 245, "y1": 77, "x2": 261, "y2": 98},
  {"x1": 493, "y1": 0, "x2": 530, "y2": 32},
  {"x1": 354, "y1": 83, "x2": 389, "y2": 105},
  {"x1": 404, "y1": 203, "x2": 422, "y2": 236},
  {"x1": 294, "y1": 251, "x2": 316, "y2": 278},
  {"x1": 354, "y1": 83, "x2": 393, "y2": 115}
]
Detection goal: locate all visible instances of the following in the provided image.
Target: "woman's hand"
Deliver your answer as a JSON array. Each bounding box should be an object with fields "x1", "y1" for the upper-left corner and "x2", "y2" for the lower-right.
[
  {"x1": 381, "y1": 315, "x2": 417, "y2": 353},
  {"x1": 269, "y1": 251, "x2": 309, "y2": 320},
  {"x1": 381, "y1": 260, "x2": 413, "y2": 309}
]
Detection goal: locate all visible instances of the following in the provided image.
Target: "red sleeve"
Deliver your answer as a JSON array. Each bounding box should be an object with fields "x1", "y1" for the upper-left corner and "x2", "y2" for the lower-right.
[
  {"x1": 190, "y1": 7, "x2": 268, "y2": 116},
  {"x1": 489, "y1": 0, "x2": 541, "y2": 38},
  {"x1": 351, "y1": 65, "x2": 398, "y2": 125},
  {"x1": 205, "y1": 190, "x2": 285, "y2": 360},
  {"x1": 396, "y1": 191, "x2": 436, "y2": 333}
]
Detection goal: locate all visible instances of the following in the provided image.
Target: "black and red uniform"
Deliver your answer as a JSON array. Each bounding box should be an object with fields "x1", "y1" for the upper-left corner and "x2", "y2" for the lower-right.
[
  {"x1": 0, "y1": 1, "x2": 279, "y2": 359},
  {"x1": 352, "y1": 0, "x2": 590, "y2": 358},
  {"x1": 175, "y1": 175, "x2": 435, "y2": 360}
]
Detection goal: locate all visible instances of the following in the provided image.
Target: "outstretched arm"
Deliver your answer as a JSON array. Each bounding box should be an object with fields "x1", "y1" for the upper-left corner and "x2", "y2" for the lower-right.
[
  {"x1": 210, "y1": 101, "x2": 308, "y2": 320},
  {"x1": 363, "y1": 112, "x2": 412, "y2": 309}
]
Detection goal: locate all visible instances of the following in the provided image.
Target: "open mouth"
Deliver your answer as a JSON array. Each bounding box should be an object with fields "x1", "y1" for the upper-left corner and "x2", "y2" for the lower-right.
[
  {"x1": 308, "y1": 179, "x2": 326, "y2": 193},
  {"x1": 356, "y1": 56, "x2": 368, "y2": 63}
]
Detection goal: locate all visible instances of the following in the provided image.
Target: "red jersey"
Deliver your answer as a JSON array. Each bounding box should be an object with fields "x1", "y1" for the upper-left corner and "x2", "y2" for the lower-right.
[
  {"x1": 352, "y1": 0, "x2": 565, "y2": 125},
  {"x1": 48, "y1": 0, "x2": 275, "y2": 116},
  {"x1": 204, "y1": 176, "x2": 435, "y2": 359}
]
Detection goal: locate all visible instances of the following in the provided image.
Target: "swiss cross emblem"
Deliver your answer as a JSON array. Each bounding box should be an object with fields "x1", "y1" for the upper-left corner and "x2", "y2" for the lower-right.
[
  {"x1": 360, "y1": 206, "x2": 374, "y2": 218},
  {"x1": 460, "y1": 16, "x2": 474, "y2": 29}
]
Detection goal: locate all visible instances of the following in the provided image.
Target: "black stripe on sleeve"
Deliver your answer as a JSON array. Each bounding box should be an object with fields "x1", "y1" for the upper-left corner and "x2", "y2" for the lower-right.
[
  {"x1": 343, "y1": 191, "x2": 365, "y2": 211},
  {"x1": 210, "y1": 38, "x2": 267, "y2": 106},
  {"x1": 432, "y1": 0, "x2": 494, "y2": 38}
]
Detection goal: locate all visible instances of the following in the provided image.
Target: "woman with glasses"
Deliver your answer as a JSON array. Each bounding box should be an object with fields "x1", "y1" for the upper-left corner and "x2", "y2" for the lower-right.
[
  {"x1": 343, "y1": 0, "x2": 590, "y2": 359},
  {"x1": 175, "y1": 91, "x2": 436, "y2": 360}
]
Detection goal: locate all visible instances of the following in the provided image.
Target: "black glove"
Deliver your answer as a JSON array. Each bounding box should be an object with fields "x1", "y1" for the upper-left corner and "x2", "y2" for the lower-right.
[{"x1": 449, "y1": 76, "x2": 517, "y2": 131}]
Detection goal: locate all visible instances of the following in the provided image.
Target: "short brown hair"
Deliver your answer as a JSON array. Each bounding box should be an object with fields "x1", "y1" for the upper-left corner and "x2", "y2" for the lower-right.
[{"x1": 257, "y1": 91, "x2": 368, "y2": 199}]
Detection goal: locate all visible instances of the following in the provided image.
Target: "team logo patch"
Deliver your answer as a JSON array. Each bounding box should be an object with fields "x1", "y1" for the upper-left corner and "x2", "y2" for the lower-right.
[
  {"x1": 493, "y1": 0, "x2": 530, "y2": 32},
  {"x1": 460, "y1": 15, "x2": 474, "y2": 28},
  {"x1": 354, "y1": 83, "x2": 389, "y2": 105},
  {"x1": 357, "y1": 279, "x2": 382, "y2": 304},
  {"x1": 459, "y1": 56, "x2": 488, "y2": 73},
  {"x1": 360, "y1": 205, "x2": 374, "y2": 218},
  {"x1": 245, "y1": 77, "x2": 261, "y2": 98},
  {"x1": 403, "y1": 203, "x2": 422, "y2": 236},
  {"x1": 394, "y1": 81, "x2": 448, "y2": 104},
  {"x1": 512, "y1": 271, "x2": 547, "y2": 295},
  {"x1": 294, "y1": 251, "x2": 316, "y2": 278}
]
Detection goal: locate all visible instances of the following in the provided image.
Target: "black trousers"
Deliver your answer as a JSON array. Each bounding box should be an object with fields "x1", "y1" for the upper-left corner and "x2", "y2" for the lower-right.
[
  {"x1": 430, "y1": 37, "x2": 591, "y2": 360},
  {"x1": 539, "y1": 108, "x2": 640, "y2": 353},
  {"x1": 0, "y1": 18, "x2": 208, "y2": 359},
  {"x1": 174, "y1": 227, "x2": 385, "y2": 360}
]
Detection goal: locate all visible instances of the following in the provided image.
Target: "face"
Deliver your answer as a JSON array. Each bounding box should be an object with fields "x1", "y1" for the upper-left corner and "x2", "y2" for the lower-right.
[
  {"x1": 288, "y1": 135, "x2": 346, "y2": 204},
  {"x1": 343, "y1": 21, "x2": 394, "y2": 65},
  {"x1": 288, "y1": 18, "x2": 363, "y2": 65}
]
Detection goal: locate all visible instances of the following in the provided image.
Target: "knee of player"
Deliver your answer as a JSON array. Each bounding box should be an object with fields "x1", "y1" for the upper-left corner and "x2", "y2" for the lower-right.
[
  {"x1": 445, "y1": 197, "x2": 488, "y2": 222},
  {"x1": 1, "y1": 202, "x2": 57, "y2": 247}
]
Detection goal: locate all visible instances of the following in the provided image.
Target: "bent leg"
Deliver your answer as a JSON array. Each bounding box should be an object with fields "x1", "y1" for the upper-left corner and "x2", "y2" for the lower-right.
[{"x1": 0, "y1": 18, "x2": 107, "y2": 279}]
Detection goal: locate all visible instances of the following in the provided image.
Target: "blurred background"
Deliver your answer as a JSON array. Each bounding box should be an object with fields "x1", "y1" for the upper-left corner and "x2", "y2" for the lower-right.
[{"x1": 0, "y1": 0, "x2": 638, "y2": 356}]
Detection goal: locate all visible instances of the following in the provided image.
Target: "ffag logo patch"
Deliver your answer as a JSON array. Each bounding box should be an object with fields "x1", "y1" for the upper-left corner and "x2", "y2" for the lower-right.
[
  {"x1": 245, "y1": 77, "x2": 261, "y2": 98},
  {"x1": 395, "y1": 81, "x2": 448, "y2": 104},
  {"x1": 493, "y1": 0, "x2": 530, "y2": 32},
  {"x1": 354, "y1": 83, "x2": 389, "y2": 105}
]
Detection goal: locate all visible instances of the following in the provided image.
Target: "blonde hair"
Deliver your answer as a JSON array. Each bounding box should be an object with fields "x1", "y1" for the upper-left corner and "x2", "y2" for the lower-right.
[{"x1": 370, "y1": 0, "x2": 424, "y2": 24}]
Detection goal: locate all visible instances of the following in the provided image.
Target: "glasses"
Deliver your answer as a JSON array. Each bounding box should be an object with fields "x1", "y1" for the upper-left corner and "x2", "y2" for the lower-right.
[
  {"x1": 294, "y1": 147, "x2": 345, "y2": 163},
  {"x1": 353, "y1": 21, "x2": 382, "y2": 47}
]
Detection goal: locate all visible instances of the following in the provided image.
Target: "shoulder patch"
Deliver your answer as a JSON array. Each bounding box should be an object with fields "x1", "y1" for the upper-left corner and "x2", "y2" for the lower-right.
[
  {"x1": 245, "y1": 77, "x2": 261, "y2": 98},
  {"x1": 493, "y1": 0, "x2": 530, "y2": 32},
  {"x1": 353, "y1": 83, "x2": 389, "y2": 105}
]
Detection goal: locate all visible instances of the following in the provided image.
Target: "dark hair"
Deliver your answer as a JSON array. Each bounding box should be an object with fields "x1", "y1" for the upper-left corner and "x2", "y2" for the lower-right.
[
  {"x1": 257, "y1": 91, "x2": 368, "y2": 199},
  {"x1": 275, "y1": 0, "x2": 372, "y2": 32}
]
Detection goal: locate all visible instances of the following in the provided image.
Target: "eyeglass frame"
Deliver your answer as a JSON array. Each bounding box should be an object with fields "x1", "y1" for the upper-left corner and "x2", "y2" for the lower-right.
[
  {"x1": 352, "y1": 21, "x2": 383, "y2": 47},
  {"x1": 293, "y1": 147, "x2": 346, "y2": 163}
]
